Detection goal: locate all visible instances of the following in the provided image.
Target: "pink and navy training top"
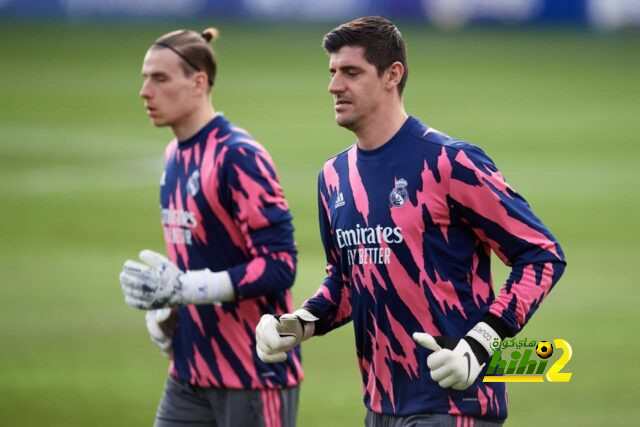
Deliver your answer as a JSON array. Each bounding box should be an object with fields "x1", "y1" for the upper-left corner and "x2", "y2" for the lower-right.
[
  {"x1": 160, "y1": 114, "x2": 302, "y2": 390},
  {"x1": 303, "y1": 116, "x2": 566, "y2": 420}
]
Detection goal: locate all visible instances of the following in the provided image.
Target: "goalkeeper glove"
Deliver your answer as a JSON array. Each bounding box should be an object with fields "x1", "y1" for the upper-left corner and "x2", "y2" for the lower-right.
[
  {"x1": 255, "y1": 309, "x2": 318, "y2": 363},
  {"x1": 119, "y1": 249, "x2": 234, "y2": 309},
  {"x1": 412, "y1": 322, "x2": 501, "y2": 390},
  {"x1": 145, "y1": 308, "x2": 177, "y2": 358}
]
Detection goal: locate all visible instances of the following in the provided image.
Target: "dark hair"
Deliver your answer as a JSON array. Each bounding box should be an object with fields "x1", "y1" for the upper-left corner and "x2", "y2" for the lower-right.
[
  {"x1": 152, "y1": 27, "x2": 220, "y2": 87},
  {"x1": 323, "y1": 16, "x2": 408, "y2": 96}
]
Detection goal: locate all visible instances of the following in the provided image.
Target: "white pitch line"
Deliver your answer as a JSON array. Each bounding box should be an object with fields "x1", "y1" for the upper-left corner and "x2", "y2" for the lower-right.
[{"x1": 0, "y1": 156, "x2": 163, "y2": 196}]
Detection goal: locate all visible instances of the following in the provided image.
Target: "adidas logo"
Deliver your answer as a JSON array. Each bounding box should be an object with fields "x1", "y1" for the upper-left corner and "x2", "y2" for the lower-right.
[{"x1": 334, "y1": 192, "x2": 345, "y2": 209}]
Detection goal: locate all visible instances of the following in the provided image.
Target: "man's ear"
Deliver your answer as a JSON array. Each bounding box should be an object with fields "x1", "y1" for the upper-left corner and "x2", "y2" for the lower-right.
[
  {"x1": 385, "y1": 62, "x2": 404, "y2": 91},
  {"x1": 193, "y1": 71, "x2": 210, "y2": 95}
]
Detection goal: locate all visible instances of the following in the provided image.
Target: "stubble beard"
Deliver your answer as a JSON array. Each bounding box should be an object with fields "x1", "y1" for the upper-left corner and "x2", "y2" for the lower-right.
[{"x1": 335, "y1": 112, "x2": 360, "y2": 132}]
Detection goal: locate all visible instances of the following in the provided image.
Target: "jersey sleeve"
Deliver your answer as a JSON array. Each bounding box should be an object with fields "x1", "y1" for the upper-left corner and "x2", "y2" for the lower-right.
[
  {"x1": 222, "y1": 144, "x2": 297, "y2": 300},
  {"x1": 302, "y1": 171, "x2": 352, "y2": 335},
  {"x1": 448, "y1": 144, "x2": 566, "y2": 337}
]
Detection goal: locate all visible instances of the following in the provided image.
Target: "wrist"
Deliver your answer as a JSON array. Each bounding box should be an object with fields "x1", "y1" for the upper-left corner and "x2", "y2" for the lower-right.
[
  {"x1": 466, "y1": 321, "x2": 501, "y2": 359},
  {"x1": 481, "y1": 312, "x2": 511, "y2": 340},
  {"x1": 180, "y1": 269, "x2": 235, "y2": 304},
  {"x1": 292, "y1": 308, "x2": 318, "y2": 341}
]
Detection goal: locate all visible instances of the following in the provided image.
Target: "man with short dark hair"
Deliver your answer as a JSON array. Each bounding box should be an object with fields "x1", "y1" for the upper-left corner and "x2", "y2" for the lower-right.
[{"x1": 256, "y1": 16, "x2": 566, "y2": 426}]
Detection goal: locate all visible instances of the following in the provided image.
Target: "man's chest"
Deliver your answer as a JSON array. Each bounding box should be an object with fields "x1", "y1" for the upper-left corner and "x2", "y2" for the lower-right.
[{"x1": 159, "y1": 161, "x2": 211, "y2": 247}]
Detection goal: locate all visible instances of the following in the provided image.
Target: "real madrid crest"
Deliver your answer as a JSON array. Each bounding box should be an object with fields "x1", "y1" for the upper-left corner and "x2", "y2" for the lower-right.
[
  {"x1": 389, "y1": 178, "x2": 408, "y2": 207},
  {"x1": 187, "y1": 170, "x2": 200, "y2": 197}
]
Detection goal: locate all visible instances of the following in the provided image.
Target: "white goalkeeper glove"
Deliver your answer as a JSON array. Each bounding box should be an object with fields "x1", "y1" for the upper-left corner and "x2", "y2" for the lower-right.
[
  {"x1": 255, "y1": 309, "x2": 318, "y2": 363},
  {"x1": 119, "y1": 249, "x2": 234, "y2": 309},
  {"x1": 412, "y1": 322, "x2": 500, "y2": 390},
  {"x1": 145, "y1": 308, "x2": 177, "y2": 358}
]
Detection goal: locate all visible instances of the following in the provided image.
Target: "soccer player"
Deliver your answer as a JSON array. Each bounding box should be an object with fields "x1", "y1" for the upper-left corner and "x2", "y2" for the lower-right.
[
  {"x1": 255, "y1": 16, "x2": 566, "y2": 426},
  {"x1": 118, "y1": 27, "x2": 301, "y2": 427}
]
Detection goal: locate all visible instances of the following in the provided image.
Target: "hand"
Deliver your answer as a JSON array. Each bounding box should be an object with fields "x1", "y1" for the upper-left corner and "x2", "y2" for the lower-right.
[
  {"x1": 145, "y1": 308, "x2": 178, "y2": 358},
  {"x1": 413, "y1": 322, "x2": 500, "y2": 390},
  {"x1": 120, "y1": 250, "x2": 186, "y2": 309},
  {"x1": 255, "y1": 309, "x2": 318, "y2": 363}
]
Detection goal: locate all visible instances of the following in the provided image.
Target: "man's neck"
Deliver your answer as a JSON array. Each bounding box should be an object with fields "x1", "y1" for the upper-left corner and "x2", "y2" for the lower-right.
[
  {"x1": 354, "y1": 104, "x2": 408, "y2": 151},
  {"x1": 172, "y1": 103, "x2": 217, "y2": 142}
]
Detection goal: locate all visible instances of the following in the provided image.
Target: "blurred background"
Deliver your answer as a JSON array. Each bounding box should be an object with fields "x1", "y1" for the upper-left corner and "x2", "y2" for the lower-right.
[{"x1": 1, "y1": 0, "x2": 639, "y2": 425}]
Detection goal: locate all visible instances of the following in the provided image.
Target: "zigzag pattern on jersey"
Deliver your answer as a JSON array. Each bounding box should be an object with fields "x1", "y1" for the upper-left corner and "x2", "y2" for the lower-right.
[
  {"x1": 305, "y1": 116, "x2": 565, "y2": 418},
  {"x1": 161, "y1": 115, "x2": 302, "y2": 390}
]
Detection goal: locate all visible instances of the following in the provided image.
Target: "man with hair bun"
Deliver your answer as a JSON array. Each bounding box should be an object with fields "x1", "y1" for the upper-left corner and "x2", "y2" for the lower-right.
[
  {"x1": 256, "y1": 16, "x2": 566, "y2": 426},
  {"x1": 119, "y1": 27, "x2": 301, "y2": 427}
]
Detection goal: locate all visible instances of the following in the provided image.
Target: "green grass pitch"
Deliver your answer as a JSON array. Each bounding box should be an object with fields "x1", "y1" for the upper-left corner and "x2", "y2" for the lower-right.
[{"x1": 0, "y1": 20, "x2": 638, "y2": 426}]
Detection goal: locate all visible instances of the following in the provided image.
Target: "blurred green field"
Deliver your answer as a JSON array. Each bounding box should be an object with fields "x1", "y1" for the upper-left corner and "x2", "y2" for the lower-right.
[{"x1": 1, "y1": 20, "x2": 639, "y2": 426}]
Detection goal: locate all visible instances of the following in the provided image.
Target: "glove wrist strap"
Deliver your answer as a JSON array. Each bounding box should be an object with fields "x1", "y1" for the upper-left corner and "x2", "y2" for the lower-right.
[
  {"x1": 466, "y1": 321, "x2": 500, "y2": 357},
  {"x1": 292, "y1": 309, "x2": 318, "y2": 341},
  {"x1": 181, "y1": 269, "x2": 235, "y2": 304}
]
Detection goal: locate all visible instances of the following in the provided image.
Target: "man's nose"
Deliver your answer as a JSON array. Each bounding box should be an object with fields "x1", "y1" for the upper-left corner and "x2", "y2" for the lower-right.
[
  {"x1": 140, "y1": 80, "x2": 152, "y2": 99},
  {"x1": 328, "y1": 74, "x2": 345, "y2": 95}
]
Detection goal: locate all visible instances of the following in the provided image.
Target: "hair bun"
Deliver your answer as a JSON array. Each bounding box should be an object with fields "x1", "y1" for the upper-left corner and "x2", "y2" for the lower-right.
[{"x1": 201, "y1": 27, "x2": 220, "y2": 42}]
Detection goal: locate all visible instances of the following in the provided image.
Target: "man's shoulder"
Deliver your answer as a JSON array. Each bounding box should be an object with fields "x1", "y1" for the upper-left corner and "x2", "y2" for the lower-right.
[
  {"x1": 163, "y1": 138, "x2": 179, "y2": 163},
  {"x1": 215, "y1": 120, "x2": 270, "y2": 159},
  {"x1": 406, "y1": 118, "x2": 457, "y2": 149},
  {"x1": 329, "y1": 144, "x2": 354, "y2": 161},
  {"x1": 320, "y1": 144, "x2": 354, "y2": 173},
  {"x1": 407, "y1": 118, "x2": 484, "y2": 158}
]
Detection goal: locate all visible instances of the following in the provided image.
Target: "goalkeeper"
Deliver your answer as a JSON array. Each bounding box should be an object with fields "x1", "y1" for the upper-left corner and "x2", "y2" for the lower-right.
[
  {"x1": 119, "y1": 26, "x2": 300, "y2": 427},
  {"x1": 256, "y1": 17, "x2": 566, "y2": 426}
]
